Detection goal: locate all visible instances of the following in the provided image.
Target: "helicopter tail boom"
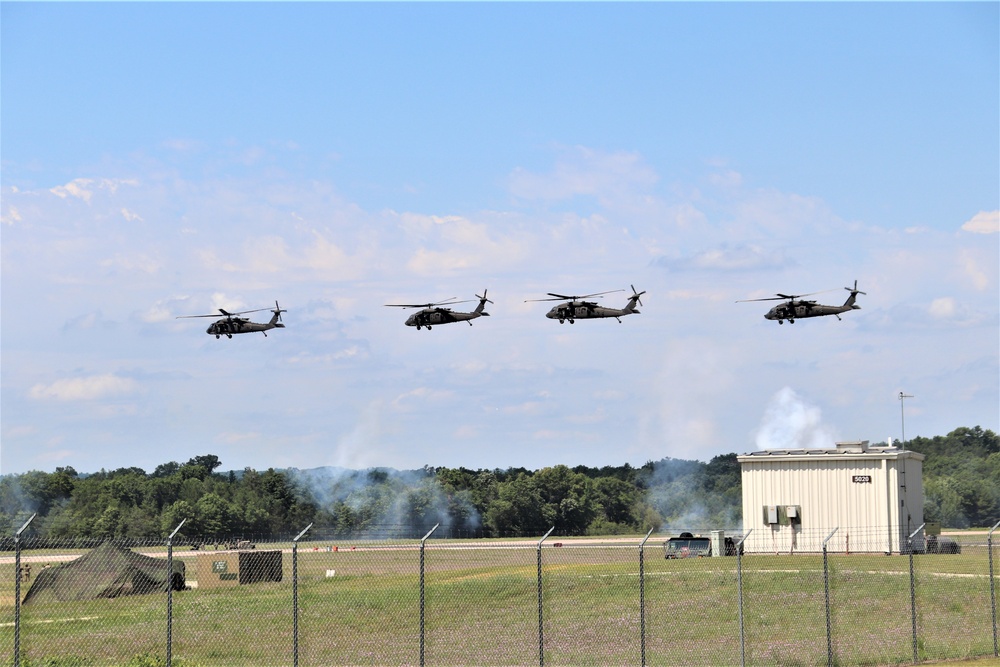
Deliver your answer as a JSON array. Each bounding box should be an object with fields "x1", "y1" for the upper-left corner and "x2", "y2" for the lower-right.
[
  {"x1": 473, "y1": 289, "x2": 493, "y2": 315},
  {"x1": 268, "y1": 301, "x2": 287, "y2": 327},
  {"x1": 622, "y1": 285, "x2": 645, "y2": 313},
  {"x1": 842, "y1": 281, "x2": 866, "y2": 309}
]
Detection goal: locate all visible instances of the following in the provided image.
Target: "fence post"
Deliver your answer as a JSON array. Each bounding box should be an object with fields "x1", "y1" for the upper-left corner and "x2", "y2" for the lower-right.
[
  {"x1": 639, "y1": 527, "x2": 654, "y2": 667},
  {"x1": 822, "y1": 528, "x2": 839, "y2": 667},
  {"x1": 13, "y1": 514, "x2": 36, "y2": 667},
  {"x1": 419, "y1": 523, "x2": 439, "y2": 667},
  {"x1": 989, "y1": 519, "x2": 1000, "y2": 657},
  {"x1": 736, "y1": 529, "x2": 752, "y2": 667},
  {"x1": 292, "y1": 523, "x2": 312, "y2": 667},
  {"x1": 907, "y1": 523, "x2": 924, "y2": 665},
  {"x1": 537, "y1": 526, "x2": 555, "y2": 667},
  {"x1": 166, "y1": 519, "x2": 185, "y2": 667}
]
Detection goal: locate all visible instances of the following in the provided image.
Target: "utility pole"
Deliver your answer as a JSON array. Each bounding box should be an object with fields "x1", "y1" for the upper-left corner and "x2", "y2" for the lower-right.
[{"x1": 898, "y1": 392, "x2": 913, "y2": 448}]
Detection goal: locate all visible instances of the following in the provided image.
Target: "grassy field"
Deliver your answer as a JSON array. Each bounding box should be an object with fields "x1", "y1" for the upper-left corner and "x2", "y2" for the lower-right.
[{"x1": 1, "y1": 538, "x2": 997, "y2": 666}]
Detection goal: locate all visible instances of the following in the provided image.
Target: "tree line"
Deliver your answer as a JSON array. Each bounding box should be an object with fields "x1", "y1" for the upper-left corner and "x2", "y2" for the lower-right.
[{"x1": 1, "y1": 427, "x2": 996, "y2": 541}]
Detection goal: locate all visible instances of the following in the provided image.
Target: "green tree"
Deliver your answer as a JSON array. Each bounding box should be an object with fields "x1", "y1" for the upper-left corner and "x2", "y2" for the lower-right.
[
  {"x1": 186, "y1": 455, "x2": 223, "y2": 474},
  {"x1": 161, "y1": 500, "x2": 196, "y2": 535},
  {"x1": 593, "y1": 476, "x2": 639, "y2": 526},
  {"x1": 484, "y1": 473, "x2": 546, "y2": 535},
  {"x1": 195, "y1": 492, "x2": 233, "y2": 536}
]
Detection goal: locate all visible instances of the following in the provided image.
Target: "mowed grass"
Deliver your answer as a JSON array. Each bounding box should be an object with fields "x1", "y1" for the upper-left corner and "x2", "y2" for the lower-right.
[{"x1": 1, "y1": 540, "x2": 998, "y2": 666}]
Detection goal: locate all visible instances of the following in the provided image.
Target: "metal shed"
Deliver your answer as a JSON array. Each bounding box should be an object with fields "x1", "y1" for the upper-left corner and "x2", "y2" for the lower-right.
[{"x1": 737, "y1": 441, "x2": 924, "y2": 554}]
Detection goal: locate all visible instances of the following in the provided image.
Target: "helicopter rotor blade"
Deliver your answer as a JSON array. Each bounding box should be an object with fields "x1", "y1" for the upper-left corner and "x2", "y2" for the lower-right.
[
  {"x1": 845, "y1": 280, "x2": 867, "y2": 295},
  {"x1": 177, "y1": 305, "x2": 273, "y2": 319},
  {"x1": 385, "y1": 298, "x2": 471, "y2": 309},
  {"x1": 223, "y1": 307, "x2": 271, "y2": 316},
  {"x1": 737, "y1": 288, "x2": 838, "y2": 304},
  {"x1": 526, "y1": 289, "x2": 624, "y2": 303},
  {"x1": 736, "y1": 296, "x2": 788, "y2": 303}
]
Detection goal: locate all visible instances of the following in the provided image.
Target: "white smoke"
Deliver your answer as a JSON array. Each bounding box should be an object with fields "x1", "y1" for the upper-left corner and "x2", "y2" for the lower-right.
[
  {"x1": 289, "y1": 465, "x2": 482, "y2": 537},
  {"x1": 754, "y1": 387, "x2": 837, "y2": 450}
]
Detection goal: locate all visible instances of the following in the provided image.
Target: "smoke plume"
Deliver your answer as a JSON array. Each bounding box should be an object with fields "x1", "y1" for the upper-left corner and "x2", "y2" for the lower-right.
[{"x1": 754, "y1": 387, "x2": 837, "y2": 450}]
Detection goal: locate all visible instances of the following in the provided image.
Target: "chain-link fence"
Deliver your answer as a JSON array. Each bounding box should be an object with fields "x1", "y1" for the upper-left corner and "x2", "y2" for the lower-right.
[{"x1": 3, "y1": 522, "x2": 998, "y2": 666}]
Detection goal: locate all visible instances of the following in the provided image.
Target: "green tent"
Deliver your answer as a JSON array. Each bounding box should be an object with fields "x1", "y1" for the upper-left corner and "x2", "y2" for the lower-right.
[{"x1": 22, "y1": 542, "x2": 185, "y2": 605}]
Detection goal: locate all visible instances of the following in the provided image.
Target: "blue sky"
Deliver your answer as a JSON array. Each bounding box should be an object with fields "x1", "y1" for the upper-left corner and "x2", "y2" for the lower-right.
[{"x1": 2, "y1": 2, "x2": 997, "y2": 476}]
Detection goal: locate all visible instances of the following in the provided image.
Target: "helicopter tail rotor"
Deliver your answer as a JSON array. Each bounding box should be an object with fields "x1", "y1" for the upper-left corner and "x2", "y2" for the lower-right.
[
  {"x1": 269, "y1": 301, "x2": 287, "y2": 327},
  {"x1": 630, "y1": 284, "x2": 646, "y2": 307},
  {"x1": 844, "y1": 280, "x2": 866, "y2": 296},
  {"x1": 474, "y1": 289, "x2": 493, "y2": 316},
  {"x1": 843, "y1": 281, "x2": 865, "y2": 309}
]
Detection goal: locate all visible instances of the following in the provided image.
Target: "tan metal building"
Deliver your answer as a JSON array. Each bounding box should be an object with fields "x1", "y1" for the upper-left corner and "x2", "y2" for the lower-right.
[{"x1": 737, "y1": 441, "x2": 924, "y2": 554}]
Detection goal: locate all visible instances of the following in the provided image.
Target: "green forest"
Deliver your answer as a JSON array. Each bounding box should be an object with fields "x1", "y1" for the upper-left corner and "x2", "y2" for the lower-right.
[{"x1": 2, "y1": 427, "x2": 997, "y2": 542}]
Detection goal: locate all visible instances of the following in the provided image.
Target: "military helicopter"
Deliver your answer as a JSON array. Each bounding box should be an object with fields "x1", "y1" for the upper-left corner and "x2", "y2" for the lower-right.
[
  {"x1": 737, "y1": 281, "x2": 866, "y2": 324},
  {"x1": 526, "y1": 285, "x2": 645, "y2": 323},
  {"x1": 177, "y1": 301, "x2": 286, "y2": 338},
  {"x1": 385, "y1": 290, "x2": 492, "y2": 330}
]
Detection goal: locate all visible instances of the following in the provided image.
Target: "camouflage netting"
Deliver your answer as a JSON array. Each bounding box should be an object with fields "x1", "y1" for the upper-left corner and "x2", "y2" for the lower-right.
[{"x1": 22, "y1": 542, "x2": 185, "y2": 605}]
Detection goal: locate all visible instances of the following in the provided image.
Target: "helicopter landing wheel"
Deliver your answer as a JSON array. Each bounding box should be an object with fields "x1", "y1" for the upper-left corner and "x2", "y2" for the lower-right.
[
  {"x1": 789, "y1": 319, "x2": 795, "y2": 324},
  {"x1": 226, "y1": 334, "x2": 232, "y2": 338},
  {"x1": 569, "y1": 320, "x2": 575, "y2": 324},
  {"x1": 427, "y1": 325, "x2": 432, "y2": 330},
  {"x1": 215, "y1": 335, "x2": 220, "y2": 339}
]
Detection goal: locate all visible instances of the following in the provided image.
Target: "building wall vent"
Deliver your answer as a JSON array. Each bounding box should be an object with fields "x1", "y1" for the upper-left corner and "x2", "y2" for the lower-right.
[{"x1": 835, "y1": 440, "x2": 869, "y2": 453}]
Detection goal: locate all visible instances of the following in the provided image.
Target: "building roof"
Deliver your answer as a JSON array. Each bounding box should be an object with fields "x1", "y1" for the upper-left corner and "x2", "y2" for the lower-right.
[{"x1": 738, "y1": 441, "x2": 925, "y2": 462}]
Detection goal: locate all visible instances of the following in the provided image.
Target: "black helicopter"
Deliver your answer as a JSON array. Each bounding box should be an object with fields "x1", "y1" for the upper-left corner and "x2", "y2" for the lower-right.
[
  {"x1": 737, "y1": 281, "x2": 866, "y2": 324},
  {"x1": 177, "y1": 301, "x2": 286, "y2": 338},
  {"x1": 526, "y1": 285, "x2": 645, "y2": 323},
  {"x1": 385, "y1": 290, "x2": 492, "y2": 330}
]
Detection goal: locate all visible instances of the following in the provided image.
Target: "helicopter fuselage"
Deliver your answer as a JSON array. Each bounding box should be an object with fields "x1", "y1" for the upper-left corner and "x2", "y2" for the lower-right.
[
  {"x1": 406, "y1": 307, "x2": 488, "y2": 330},
  {"x1": 207, "y1": 316, "x2": 284, "y2": 338},
  {"x1": 766, "y1": 301, "x2": 859, "y2": 324},
  {"x1": 546, "y1": 298, "x2": 640, "y2": 324}
]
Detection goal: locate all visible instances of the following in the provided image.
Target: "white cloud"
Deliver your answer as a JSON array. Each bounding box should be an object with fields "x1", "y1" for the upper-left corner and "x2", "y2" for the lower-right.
[
  {"x1": 2, "y1": 205, "x2": 22, "y2": 226},
  {"x1": 928, "y1": 297, "x2": 956, "y2": 319},
  {"x1": 958, "y1": 250, "x2": 994, "y2": 291},
  {"x1": 507, "y1": 146, "x2": 658, "y2": 206},
  {"x1": 921, "y1": 297, "x2": 983, "y2": 326},
  {"x1": 302, "y1": 233, "x2": 365, "y2": 279},
  {"x1": 121, "y1": 208, "x2": 143, "y2": 222},
  {"x1": 198, "y1": 233, "x2": 367, "y2": 281},
  {"x1": 961, "y1": 210, "x2": 999, "y2": 234},
  {"x1": 215, "y1": 431, "x2": 261, "y2": 444},
  {"x1": 37, "y1": 449, "x2": 76, "y2": 464},
  {"x1": 734, "y1": 189, "x2": 839, "y2": 237},
  {"x1": 287, "y1": 346, "x2": 369, "y2": 364},
  {"x1": 100, "y1": 253, "x2": 163, "y2": 274},
  {"x1": 3, "y1": 425, "x2": 37, "y2": 439},
  {"x1": 453, "y1": 425, "x2": 478, "y2": 439},
  {"x1": 48, "y1": 178, "x2": 139, "y2": 203},
  {"x1": 29, "y1": 374, "x2": 138, "y2": 401},
  {"x1": 50, "y1": 179, "x2": 95, "y2": 202},
  {"x1": 141, "y1": 296, "x2": 193, "y2": 323},
  {"x1": 399, "y1": 213, "x2": 528, "y2": 276},
  {"x1": 208, "y1": 292, "x2": 249, "y2": 313},
  {"x1": 391, "y1": 387, "x2": 454, "y2": 412},
  {"x1": 656, "y1": 244, "x2": 791, "y2": 272}
]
